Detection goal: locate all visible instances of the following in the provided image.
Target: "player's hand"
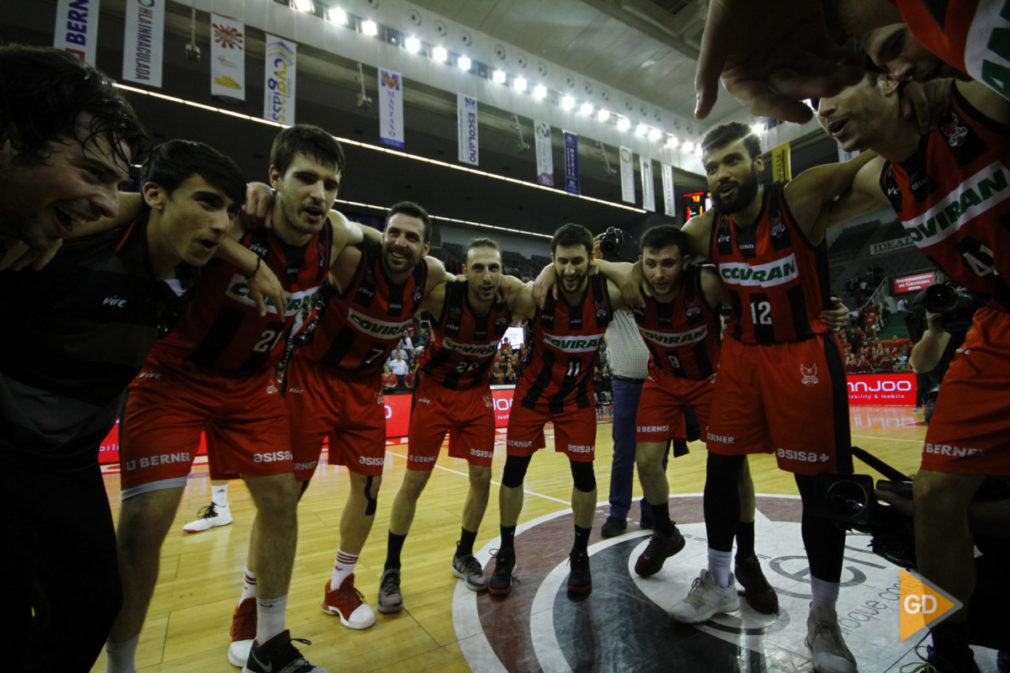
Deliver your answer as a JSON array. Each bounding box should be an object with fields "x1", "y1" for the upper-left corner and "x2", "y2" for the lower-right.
[
  {"x1": 620, "y1": 261, "x2": 649, "y2": 308},
  {"x1": 0, "y1": 238, "x2": 63, "y2": 272},
  {"x1": 247, "y1": 259, "x2": 287, "y2": 317},
  {"x1": 900, "y1": 78, "x2": 954, "y2": 134},
  {"x1": 244, "y1": 182, "x2": 275, "y2": 229},
  {"x1": 694, "y1": 0, "x2": 864, "y2": 122},
  {"x1": 532, "y1": 264, "x2": 558, "y2": 308},
  {"x1": 819, "y1": 296, "x2": 850, "y2": 330}
]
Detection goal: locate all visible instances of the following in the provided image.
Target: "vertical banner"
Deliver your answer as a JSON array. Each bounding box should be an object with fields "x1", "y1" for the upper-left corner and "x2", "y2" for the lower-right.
[
  {"x1": 619, "y1": 146, "x2": 635, "y2": 203},
  {"x1": 122, "y1": 0, "x2": 164, "y2": 87},
  {"x1": 378, "y1": 68, "x2": 404, "y2": 148},
  {"x1": 534, "y1": 120, "x2": 554, "y2": 186},
  {"x1": 563, "y1": 130, "x2": 580, "y2": 195},
  {"x1": 264, "y1": 34, "x2": 296, "y2": 125},
  {"x1": 211, "y1": 12, "x2": 245, "y2": 100},
  {"x1": 661, "y1": 162, "x2": 676, "y2": 218},
  {"x1": 771, "y1": 141, "x2": 792, "y2": 182},
  {"x1": 457, "y1": 93, "x2": 479, "y2": 166},
  {"x1": 640, "y1": 156, "x2": 656, "y2": 212},
  {"x1": 54, "y1": 0, "x2": 100, "y2": 64}
]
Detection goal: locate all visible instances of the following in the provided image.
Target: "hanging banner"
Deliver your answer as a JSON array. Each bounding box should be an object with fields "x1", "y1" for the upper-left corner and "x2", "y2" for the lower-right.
[
  {"x1": 122, "y1": 0, "x2": 164, "y2": 87},
  {"x1": 378, "y1": 68, "x2": 404, "y2": 148},
  {"x1": 264, "y1": 34, "x2": 296, "y2": 125},
  {"x1": 563, "y1": 131, "x2": 579, "y2": 195},
  {"x1": 534, "y1": 120, "x2": 553, "y2": 186},
  {"x1": 457, "y1": 93, "x2": 479, "y2": 166},
  {"x1": 619, "y1": 146, "x2": 635, "y2": 203},
  {"x1": 640, "y1": 156, "x2": 656, "y2": 212},
  {"x1": 771, "y1": 141, "x2": 792, "y2": 182},
  {"x1": 54, "y1": 0, "x2": 100, "y2": 65},
  {"x1": 211, "y1": 12, "x2": 245, "y2": 100},
  {"x1": 661, "y1": 163, "x2": 676, "y2": 218}
]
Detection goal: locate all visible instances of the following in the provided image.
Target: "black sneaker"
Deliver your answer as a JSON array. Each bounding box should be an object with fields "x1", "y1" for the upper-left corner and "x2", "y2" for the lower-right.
[
  {"x1": 566, "y1": 548, "x2": 592, "y2": 594},
  {"x1": 734, "y1": 555, "x2": 779, "y2": 614},
  {"x1": 243, "y1": 630, "x2": 327, "y2": 673},
  {"x1": 997, "y1": 649, "x2": 1008, "y2": 673},
  {"x1": 600, "y1": 516, "x2": 627, "y2": 538},
  {"x1": 924, "y1": 644, "x2": 981, "y2": 673},
  {"x1": 488, "y1": 547, "x2": 516, "y2": 596},
  {"x1": 634, "y1": 527, "x2": 686, "y2": 577}
]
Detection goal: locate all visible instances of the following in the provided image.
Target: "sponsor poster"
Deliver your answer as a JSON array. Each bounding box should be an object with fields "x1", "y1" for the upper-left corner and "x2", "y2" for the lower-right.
[
  {"x1": 640, "y1": 155, "x2": 655, "y2": 212},
  {"x1": 210, "y1": 12, "x2": 245, "y2": 100},
  {"x1": 870, "y1": 236, "x2": 915, "y2": 255},
  {"x1": 378, "y1": 68, "x2": 405, "y2": 148},
  {"x1": 264, "y1": 34, "x2": 296, "y2": 124},
  {"x1": 661, "y1": 162, "x2": 676, "y2": 217},
  {"x1": 534, "y1": 120, "x2": 554, "y2": 186},
  {"x1": 771, "y1": 141, "x2": 792, "y2": 182},
  {"x1": 54, "y1": 0, "x2": 100, "y2": 64},
  {"x1": 563, "y1": 131, "x2": 579, "y2": 195},
  {"x1": 892, "y1": 271, "x2": 936, "y2": 294},
  {"x1": 458, "y1": 93, "x2": 479, "y2": 165},
  {"x1": 846, "y1": 373, "x2": 917, "y2": 406},
  {"x1": 122, "y1": 0, "x2": 164, "y2": 87},
  {"x1": 619, "y1": 146, "x2": 635, "y2": 203}
]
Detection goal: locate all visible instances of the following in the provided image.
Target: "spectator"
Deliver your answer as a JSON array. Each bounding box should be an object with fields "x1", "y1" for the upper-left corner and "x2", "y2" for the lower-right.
[{"x1": 389, "y1": 352, "x2": 409, "y2": 391}]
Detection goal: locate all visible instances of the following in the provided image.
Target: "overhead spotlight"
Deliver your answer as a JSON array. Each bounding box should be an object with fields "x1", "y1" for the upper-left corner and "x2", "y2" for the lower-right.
[
  {"x1": 596, "y1": 108, "x2": 610, "y2": 123},
  {"x1": 682, "y1": 140, "x2": 695, "y2": 153},
  {"x1": 492, "y1": 69, "x2": 506, "y2": 84},
  {"x1": 457, "y1": 55, "x2": 471, "y2": 71},
  {"x1": 432, "y1": 45, "x2": 448, "y2": 63},
  {"x1": 635, "y1": 123, "x2": 649, "y2": 136},
  {"x1": 616, "y1": 117, "x2": 630, "y2": 132},
  {"x1": 404, "y1": 35, "x2": 421, "y2": 53},
  {"x1": 361, "y1": 19, "x2": 378, "y2": 36},
  {"x1": 293, "y1": 0, "x2": 314, "y2": 11},
  {"x1": 694, "y1": 144, "x2": 703, "y2": 156},
  {"x1": 532, "y1": 83, "x2": 547, "y2": 100},
  {"x1": 751, "y1": 122, "x2": 767, "y2": 135},
  {"x1": 579, "y1": 102, "x2": 593, "y2": 116},
  {"x1": 513, "y1": 76, "x2": 527, "y2": 93},
  {"x1": 665, "y1": 134, "x2": 680, "y2": 148},
  {"x1": 328, "y1": 7, "x2": 348, "y2": 25},
  {"x1": 561, "y1": 95, "x2": 575, "y2": 110},
  {"x1": 648, "y1": 127, "x2": 662, "y2": 141}
]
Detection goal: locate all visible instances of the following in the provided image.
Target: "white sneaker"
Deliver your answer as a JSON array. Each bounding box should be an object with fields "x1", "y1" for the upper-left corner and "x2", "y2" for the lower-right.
[
  {"x1": 228, "y1": 640, "x2": 253, "y2": 668},
  {"x1": 806, "y1": 605, "x2": 858, "y2": 673},
  {"x1": 669, "y1": 569, "x2": 740, "y2": 624},
  {"x1": 183, "y1": 502, "x2": 232, "y2": 533}
]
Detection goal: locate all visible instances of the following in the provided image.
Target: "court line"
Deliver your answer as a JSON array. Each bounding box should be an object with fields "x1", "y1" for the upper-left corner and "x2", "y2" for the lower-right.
[{"x1": 852, "y1": 433, "x2": 923, "y2": 444}]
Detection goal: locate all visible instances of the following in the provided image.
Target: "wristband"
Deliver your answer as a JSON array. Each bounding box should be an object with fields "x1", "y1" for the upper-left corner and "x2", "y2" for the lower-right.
[{"x1": 245, "y1": 256, "x2": 262, "y2": 280}]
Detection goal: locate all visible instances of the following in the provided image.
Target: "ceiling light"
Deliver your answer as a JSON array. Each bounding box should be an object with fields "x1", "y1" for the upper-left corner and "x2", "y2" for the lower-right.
[
  {"x1": 293, "y1": 0, "x2": 314, "y2": 12},
  {"x1": 492, "y1": 69, "x2": 506, "y2": 84},
  {"x1": 328, "y1": 7, "x2": 347, "y2": 25},
  {"x1": 432, "y1": 45, "x2": 448, "y2": 63},
  {"x1": 616, "y1": 117, "x2": 630, "y2": 132},
  {"x1": 694, "y1": 144, "x2": 703, "y2": 156},
  {"x1": 665, "y1": 134, "x2": 680, "y2": 148},
  {"x1": 404, "y1": 36, "x2": 421, "y2": 53},
  {"x1": 682, "y1": 140, "x2": 694, "y2": 153},
  {"x1": 751, "y1": 122, "x2": 767, "y2": 135},
  {"x1": 457, "y1": 55, "x2": 471, "y2": 71},
  {"x1": 513, "y1": 76, "x2": 527, "y2": 93},
  {"x1": 648, "y1": 127, "x2": 662, "y2": 141},
  {"x1": 532, "y1": 84, "x2": 547, "y2": 100},
  {"x1": 596, "y1": 108, "x2": 610, "y2": 123},
  {"x1": 579, "y1": 102, "x2": 593, "y2": 116},
  {"x1": 361, "y1": 19, "x2": 378, "y2": 36},
  {"x1": 635, "y1": 123, "x2": 648, "y2": 136},
  {"x1": 561, "y1": 95, "x2": 575, "y2": 110}
]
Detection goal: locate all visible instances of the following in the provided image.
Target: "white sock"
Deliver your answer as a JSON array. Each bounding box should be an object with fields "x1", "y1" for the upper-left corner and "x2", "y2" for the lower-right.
[
  {"x1": 212, "y1": 483, "x2": 229, "y2": 508},
  {"x1": 331, "y1": 548, "x2": 358, "y2": 589},
  {"x1": 240, "y1": 567, "x2": 257, "y2": 602},
  {"x1": 104, "y1": 634, "x2": 140, "y2": 673},
  {"x1": 707, "y1": 548, "x2": 733, "y2": 588},
  {"x1": 255, "y1": 594, "x2": 288, "y2": 645},
  {"x1": 810, "y1": 576, "x2": 840, "y2": 612}
]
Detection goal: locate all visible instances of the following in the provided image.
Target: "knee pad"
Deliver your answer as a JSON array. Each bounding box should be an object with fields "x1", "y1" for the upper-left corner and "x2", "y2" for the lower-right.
[
  {"x1": 570, "y1": 460, "x2": 596, "y2": 493},
  {"x1": 501, "y1": 455, "x2": 531, "y2": 488},
  {"x1": 363, "y1": 475, "x2": 378, "y2": 516}
]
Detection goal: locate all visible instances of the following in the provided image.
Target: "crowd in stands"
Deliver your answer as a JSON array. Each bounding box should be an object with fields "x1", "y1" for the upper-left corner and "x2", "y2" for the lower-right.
[
  {"x1": 490, "y1": 338, "x2": 520, "y2": 385},
  {"x1": 381, "y1": 323, "x2": 430, "y2": 394}
]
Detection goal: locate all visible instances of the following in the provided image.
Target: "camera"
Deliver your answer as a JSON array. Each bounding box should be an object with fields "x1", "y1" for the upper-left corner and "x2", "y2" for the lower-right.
[
  {"x1": 904, "y1": 281, "x2": 984, "y2": 341},
  {"x1": 185, "y1": 42, "x2": 201, "y2": 63},
  {"x1": 598, "y1": 226, "x2": 625, "y2": 255}
]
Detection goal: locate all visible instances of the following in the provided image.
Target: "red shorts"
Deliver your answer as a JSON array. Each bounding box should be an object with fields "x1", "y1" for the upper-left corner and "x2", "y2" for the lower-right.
[
  {"x1": 636, "y1": 368, "x2": 715, "y2": 443},
  {"x1": 286, "y1": 355, "x2": 386, "y2": 478},
  {"x1": 505, "y1": 402, "x2": 597, "y2": 463},
  {"x1": 119, "y1": 361, "x2": 292, "y2": 497},
  {"x1": 407, "y1": 376, "x2": 495, "y2": 470},
  {"x1": 921, "y1": 306, "x2": 1010, "y2": 476},
  {"x1": 705, "y1": 334, "x2": 850, "y2": 476}
]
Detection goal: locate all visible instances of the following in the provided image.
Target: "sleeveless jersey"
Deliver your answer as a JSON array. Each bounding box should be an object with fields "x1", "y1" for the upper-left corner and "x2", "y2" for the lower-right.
[
  {"x1": 631, "y1": 265, "x2": 721, "y2": 380},
  {"x1": 881, "y1": 87, "x2": 1010, "y2": 310},
  {"x1": 895, "y1": 0, "x2": 1010, "y2": 101},
  {"x1": 150, "y1": 224, "x2": 333, "y2": 375},
  {"x1": 516, "y1": 273, "x2": 613, "y2": 412},
  {"x1": 298, "y1": 241, "x2": 427, "y2": 375},
  {"x1": 710, "y1": 182, "x2": 832, "y2": 344},
  {"x1": 418, "y1": 279, "x2": 512, "y2": 390}
]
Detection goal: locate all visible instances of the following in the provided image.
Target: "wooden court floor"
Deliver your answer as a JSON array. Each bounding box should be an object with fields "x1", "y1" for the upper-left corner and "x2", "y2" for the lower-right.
[{"x1": 89, "y1": 405, "x2": 942, "y2": 673}]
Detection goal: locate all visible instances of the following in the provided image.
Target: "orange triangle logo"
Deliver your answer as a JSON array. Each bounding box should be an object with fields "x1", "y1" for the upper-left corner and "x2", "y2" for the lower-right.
[{"x1": 899, "y1": 569, "x2": 962, "y2": 640}]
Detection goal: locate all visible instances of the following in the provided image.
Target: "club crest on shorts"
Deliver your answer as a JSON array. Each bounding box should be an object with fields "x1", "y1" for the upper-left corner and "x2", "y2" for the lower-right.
[
  {"x1": 800, "y1": 362, "x2": 819, "y2": 385},
  {"x1": 266, "y1": 382, "x2": 279, "y2": 395}
]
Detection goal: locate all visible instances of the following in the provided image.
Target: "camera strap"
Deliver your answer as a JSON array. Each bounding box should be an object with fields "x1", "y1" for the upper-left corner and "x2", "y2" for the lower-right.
[{"x1": 850, "y1": 446, "x2": 908, "y2": 482}]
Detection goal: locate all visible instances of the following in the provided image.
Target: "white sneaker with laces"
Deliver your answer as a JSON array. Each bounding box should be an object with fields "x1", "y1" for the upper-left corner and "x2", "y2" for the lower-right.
[
  {"x1": 806, "y1": 605, "x2": 858, "y2": 673},
  {"x1": 669, "y1": 569, "x2": 740, "y2": 624},
  {"x1": 451, "y1": 554, "x2": 488, "y2": 591},
  {"x1": 183, "y1": 502, "x2": 232, "y2": 533}
]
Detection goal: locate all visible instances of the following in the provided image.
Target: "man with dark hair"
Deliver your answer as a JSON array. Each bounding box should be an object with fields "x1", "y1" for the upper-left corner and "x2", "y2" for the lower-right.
[
  {"x1": 376, "y1": 237, "x2": 537, "y2": 612},
  {"x1": 653, "y1": 122, "x2": 873, "y2": 673},
  {"x1": 811, "y1": 71, "x2": 1010, "y2": 673},
  {"x1": 0, "y1": 137, "x2": 243, "y2": 672},
  {"x1": 0, "y1": 44, "x2": 148, "y2": 268},
  {"x1": 106, "y1": 124, "x2": 365, "y2": 673},
  {"x1": 283, "y1": 200, "x2": 453, "y2": 630}
]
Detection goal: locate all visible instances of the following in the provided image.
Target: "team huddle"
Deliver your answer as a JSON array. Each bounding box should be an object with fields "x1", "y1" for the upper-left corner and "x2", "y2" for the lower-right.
[{"x1": 4, "y1": 1, "x2": 1010, "y2": 671}]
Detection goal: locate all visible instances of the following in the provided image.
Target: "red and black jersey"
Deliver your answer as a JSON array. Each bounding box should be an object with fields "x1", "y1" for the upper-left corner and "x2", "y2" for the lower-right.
[
  {"x1": 631, "y1": 265, "x2": 720, "y2": 380},
  {"x1": 710, "y1": 182, "x2": 832, "y2": 345},
  {"x1": 418, "y1": 279, "x2": 512, "y2": 390},
  {"x1": 516, "y1": 273, "x2": 613, "y2": 413},
  {"x1": 150, "y1": 224, "x2": 333, "y2": 375},
  {"x1": 881, "y1": 87, "x2": 1010, "y2": 310},
  {"x1": 298, "y1": 241, "x2": 427, "y2": 375}
]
